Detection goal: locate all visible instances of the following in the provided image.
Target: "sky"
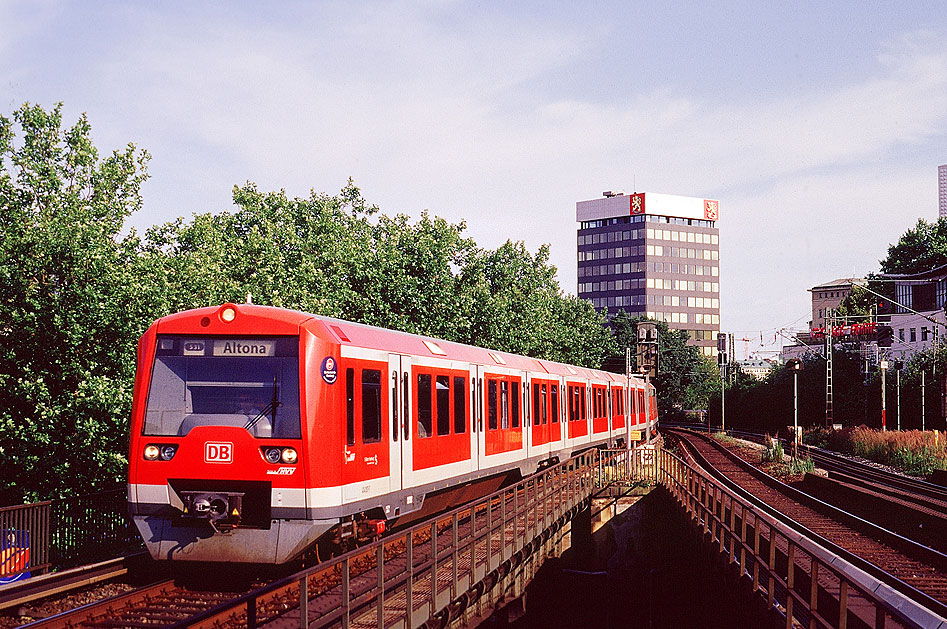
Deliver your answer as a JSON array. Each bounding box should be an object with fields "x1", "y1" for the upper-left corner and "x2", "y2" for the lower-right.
[{"x1": 2, "y1": 1, "x2": 946, "y2": 356}]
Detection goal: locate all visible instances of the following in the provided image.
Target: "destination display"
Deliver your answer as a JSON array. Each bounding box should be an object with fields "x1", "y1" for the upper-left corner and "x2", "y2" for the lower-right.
[
  {"x1": 213, "y1": 339, "x2": 275, "y2": 357},
  {"x1": 160, "y1": 336, "x2": 294, "y2": 357}
]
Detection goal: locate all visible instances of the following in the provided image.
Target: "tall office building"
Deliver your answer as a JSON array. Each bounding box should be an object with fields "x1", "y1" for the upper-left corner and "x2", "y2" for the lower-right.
[
  {"x1": 577, "y1": 192, "x2": 721, "y2": 356},
  {"x1": 940, "y1": 164, "x2": 947, "y2": 218}
]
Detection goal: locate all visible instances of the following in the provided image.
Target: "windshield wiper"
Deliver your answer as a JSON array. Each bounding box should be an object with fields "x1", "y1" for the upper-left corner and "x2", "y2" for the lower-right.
[
  {"x1": 244, "y1": 400, "x2": 281, "y2": 430},
  {"x1": 244, "y1": 376, "x2": 281, "y2": 431}
]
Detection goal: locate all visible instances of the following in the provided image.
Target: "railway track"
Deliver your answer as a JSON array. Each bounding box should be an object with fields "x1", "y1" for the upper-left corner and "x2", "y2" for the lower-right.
[
  {"x1": 667, "y1": 427, "x2": 947, "y2": 617},
  {"x1": 0, "y1": 554, "x2": 151, "y2": 614},
  {"x1": 24, "y1": 579, "x2": 251, "y2": 628}
]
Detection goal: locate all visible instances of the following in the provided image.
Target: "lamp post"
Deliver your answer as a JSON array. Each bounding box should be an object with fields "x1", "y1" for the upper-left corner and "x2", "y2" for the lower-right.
[
  {"x1": 895, "y1": 360, "x2": 903, "y2": 431},
  {"x1": 880, "y1": 359, "x2": 888, "y2": 432},
  {"x1": 787, "y1": 359, "x2": 803, "y2": 458},
  {"x1": 922, "y1": 369, "x2": 926, "y2": 431}
]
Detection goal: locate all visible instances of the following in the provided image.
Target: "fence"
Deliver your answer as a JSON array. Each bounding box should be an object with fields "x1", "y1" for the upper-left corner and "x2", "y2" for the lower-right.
[
  {"x1": 0, "y1": 488, "x2": 140, "y2": 582},
  {"x1": 657, "y1": 446, "x2": 944, "y2": 628}
]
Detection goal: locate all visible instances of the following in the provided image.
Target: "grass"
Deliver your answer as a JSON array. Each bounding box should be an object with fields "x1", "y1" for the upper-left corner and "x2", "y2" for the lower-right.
[
  {"x1": 805, "y1": 426, "x2": 947, "y2": 476},
  {"x1": 760, "y1": 439, "x2": 784, "y2": 464},
  {"x1": 788, "y1": 456, "x2": 815, "y2": 475}
]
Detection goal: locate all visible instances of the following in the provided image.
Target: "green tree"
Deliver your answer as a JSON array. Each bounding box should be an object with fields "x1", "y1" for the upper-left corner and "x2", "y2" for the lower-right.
[
  {"x1": 880, "y1": 218, "x2": 947, "y2": 275},
  {"x1": 0, "y1": 103, "x2": 151, "y2": 501}
]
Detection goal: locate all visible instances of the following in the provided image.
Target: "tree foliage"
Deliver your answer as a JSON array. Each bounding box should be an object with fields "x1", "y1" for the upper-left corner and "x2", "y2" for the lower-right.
[
  {"x1": 0, "y1": 103, "x2": 618, "y2": 502},
  {"x1": 0, "y1": 104, "x2": 151, "y2": 502},
  {"x1": 880, "y1": 218, "x2": 947, "y2": 275}
]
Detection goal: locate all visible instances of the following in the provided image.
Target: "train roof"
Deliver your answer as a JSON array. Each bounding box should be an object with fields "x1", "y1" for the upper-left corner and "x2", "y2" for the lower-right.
[{"x1": 153, "y1": 303, "x2": 647, "y2": 386}]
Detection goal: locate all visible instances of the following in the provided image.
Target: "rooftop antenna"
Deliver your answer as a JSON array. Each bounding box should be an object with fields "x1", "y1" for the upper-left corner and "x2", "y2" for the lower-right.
[{"x1": 246, "y1": 292, "x2": 253, "y2": 304}]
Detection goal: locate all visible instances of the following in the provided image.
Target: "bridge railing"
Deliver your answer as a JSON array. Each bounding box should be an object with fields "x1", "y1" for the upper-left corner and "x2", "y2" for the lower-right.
[
  {"x1": 179, "y1": 450, "x2": 603, "y2": 629},
  {"x1": 597, "y1": 446, "x2": 659, "y2": 487},
  {"x1": 656, "y1": 447, "x2": 943, "y2": 628}
]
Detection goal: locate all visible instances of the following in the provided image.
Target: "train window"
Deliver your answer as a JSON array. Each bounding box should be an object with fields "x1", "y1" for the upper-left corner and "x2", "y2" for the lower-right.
[
  {"x1": 146, "y1": 335, "x2": 301, "y2": 439},
  {"x1": 551, "y1": 384, "x2": 558, "y2": 422},
  {"x1": 541, "y1": 384, "x2": 547, "y2": 424},
  {"x1": 568, "y1": 386, "x2": 576, "y2": 422},
  {"x1": 581, "y1": 387, "x2": 586, "y2": 421},
  {"x1": 453, "y1": 376, "x2": 466, "y2": 433},
  {"x1": 417, "y1": 373, "x2": 432, "y2": 438},
  {"x1": 511, "y1": 381, "x2": 520, "y2": 428},
  {"x1": 391, "y1": 370, "x2": 398, "y2": 442},
  {"x1": 346, "y1": 368, "x2": 355, "y2": 446},
  {"x1": 500, "y1": 381, "x2": 509, "y2": 429},
  {"x1": 436, "y1": 375, "x2": 450, "y2": 436},
  {"x1": 362, "y1": 369, "x2": 382, "y2": 443},
  {"x1": 532, "y1": 383, "x2": 541, "y2": 426},
  {"x1": 488, "y1": 380, "x2": 498, "y2": 430}
]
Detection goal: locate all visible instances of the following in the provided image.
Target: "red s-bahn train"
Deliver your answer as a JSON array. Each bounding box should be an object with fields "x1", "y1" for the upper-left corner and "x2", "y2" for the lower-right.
[{"x1": 127, "y1": 303, "x2": 657, "y2": 564}]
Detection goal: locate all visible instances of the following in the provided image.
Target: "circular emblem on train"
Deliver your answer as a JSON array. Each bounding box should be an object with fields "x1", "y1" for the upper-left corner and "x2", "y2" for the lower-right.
[{"x1": 321, "y1": 357, "x2": 338, "y2": 384}]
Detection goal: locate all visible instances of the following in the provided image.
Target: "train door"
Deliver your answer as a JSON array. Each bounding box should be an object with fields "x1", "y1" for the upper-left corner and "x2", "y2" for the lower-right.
[
  {"x1": 388, "y1": 354, "x2": 413, "y2": 491},
  {"x1": 341, "y1": 359, "x2": 391, "y2": 505},
  {"x1": 530, "y1": 378, "x2": 547, "y2": 449},
  {"x1": 470, "y1": 364, "x2": 480, "y2": 472},
  {"x1": 549, "y1": 378, "x2": 562, "y2": 444},
  {"x1": 474, "y1": 364, "x2": 488, "y2": 470}
]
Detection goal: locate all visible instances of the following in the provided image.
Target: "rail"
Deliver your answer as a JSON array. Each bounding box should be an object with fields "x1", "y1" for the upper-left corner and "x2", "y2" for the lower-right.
[
  {"x1": 657, "y1": 447, "x2": 947, "y2": 628},
  {"x1": 0, "y1": 488, "x2": 141, "y2": 582}
]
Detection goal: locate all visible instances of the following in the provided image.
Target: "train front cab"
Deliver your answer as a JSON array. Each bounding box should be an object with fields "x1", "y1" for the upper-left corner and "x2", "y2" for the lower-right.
[{"x1": 128, "y1": 305, "x2": 332, "y2": 564}]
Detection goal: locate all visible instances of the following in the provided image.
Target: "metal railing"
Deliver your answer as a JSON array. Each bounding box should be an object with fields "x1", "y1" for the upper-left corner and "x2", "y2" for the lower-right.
[
  {"x1": 657, "y1": 447, "x2": 945, "y2": 628},
  {"x1": 0, "y1": 488, "x2": 140, "y2": 582},
  {"x1": 596, "y1": 445, "x2": 659, "y2": 488},
  {"x1": 178, "y1": 451, "x2": 602, "y2": 628}
]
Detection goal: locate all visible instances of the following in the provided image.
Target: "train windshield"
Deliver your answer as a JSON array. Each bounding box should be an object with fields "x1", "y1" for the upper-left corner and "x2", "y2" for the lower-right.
[{"x1": 143, "y1": 336, "x2": 301, "y2": 438}]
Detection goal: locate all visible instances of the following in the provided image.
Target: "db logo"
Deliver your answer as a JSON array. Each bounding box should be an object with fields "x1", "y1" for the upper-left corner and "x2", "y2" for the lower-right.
[{"x1": 205, "y1": 442, "x2": 233, "y2": 463}]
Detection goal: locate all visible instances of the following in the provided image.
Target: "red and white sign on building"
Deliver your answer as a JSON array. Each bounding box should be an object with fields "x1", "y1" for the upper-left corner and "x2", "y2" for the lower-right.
[
  {"x1": 576, "y1": 192, "x2": 720, "y2": 223},
  {"x1": 631, "y1": 193, "x2": 645, "y2": 215},
  {"x1": 704, "y1": 199, "x2": 719, "y2": 220}
]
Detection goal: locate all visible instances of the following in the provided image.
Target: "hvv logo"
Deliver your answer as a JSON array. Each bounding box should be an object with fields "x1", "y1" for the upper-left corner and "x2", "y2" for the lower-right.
[{"x1": 205, "y1": 442, "x2": 233, "y2": 463}]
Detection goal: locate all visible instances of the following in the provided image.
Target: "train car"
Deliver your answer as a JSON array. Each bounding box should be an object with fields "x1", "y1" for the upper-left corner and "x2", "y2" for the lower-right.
[{"x1": 127, "y1": 303, "x2": 656, "y2": 564}]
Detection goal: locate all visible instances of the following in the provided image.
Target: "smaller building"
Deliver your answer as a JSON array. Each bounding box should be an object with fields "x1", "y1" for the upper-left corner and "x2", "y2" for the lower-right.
[
  {"x1": 809, "y1": 278, "x2": 863, "y2": 329},
  {"x1": 737, "y1": 359, "x2": 774, "y2": 380},
  {"x1": 879, "y1": 264, "x2": 947, "y2": 361}
]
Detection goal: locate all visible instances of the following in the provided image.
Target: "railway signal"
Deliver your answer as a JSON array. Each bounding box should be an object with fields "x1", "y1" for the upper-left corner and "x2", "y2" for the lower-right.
[{"x1": 636, "y1": 321, "x2": 658, "y2": 443}]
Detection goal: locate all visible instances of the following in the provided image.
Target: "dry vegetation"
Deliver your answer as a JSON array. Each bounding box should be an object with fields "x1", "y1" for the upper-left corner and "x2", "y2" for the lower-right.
[{"x1": 807, "y1": 426, "x2": 947, "y2": 476}]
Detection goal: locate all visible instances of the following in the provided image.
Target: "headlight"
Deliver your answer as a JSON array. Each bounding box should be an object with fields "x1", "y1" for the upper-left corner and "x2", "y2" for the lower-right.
[
  {"x1": 264, "y1": 448, "x2": 282, "y2": 464},
  {"x1": 144, "y1": 444, "x2": 177, "y2": 461},
  {"x1": 281, "y1": 448, "x2": 298, "y2": 464}
]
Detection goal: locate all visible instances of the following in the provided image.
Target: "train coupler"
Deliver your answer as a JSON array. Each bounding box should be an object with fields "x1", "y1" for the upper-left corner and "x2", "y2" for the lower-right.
[{"x1": 180, "y1": 490, "x2": 244, "y2": 534}]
